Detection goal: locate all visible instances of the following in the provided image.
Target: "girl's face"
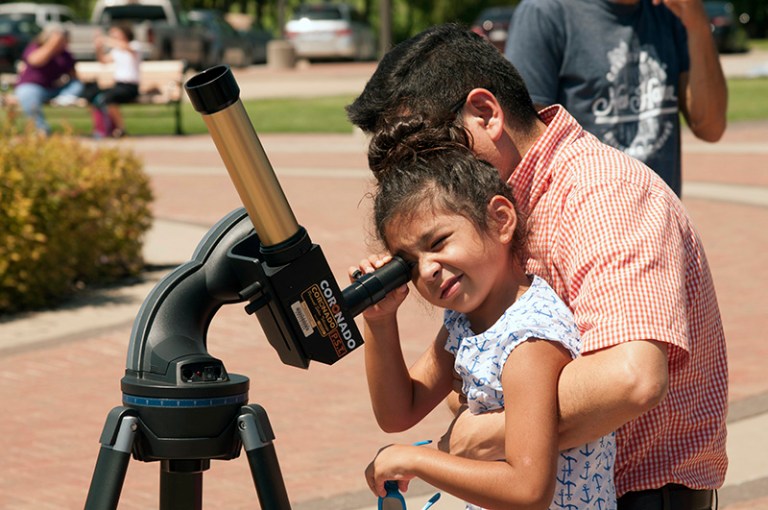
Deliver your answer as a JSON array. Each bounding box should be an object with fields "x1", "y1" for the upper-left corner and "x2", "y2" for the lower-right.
[
  {"x1": 385, "y1": 200, "x2": 519, "y2": 330},
  {"x1": 109, "y1": 27, "x2": 126, "y2": 41}
]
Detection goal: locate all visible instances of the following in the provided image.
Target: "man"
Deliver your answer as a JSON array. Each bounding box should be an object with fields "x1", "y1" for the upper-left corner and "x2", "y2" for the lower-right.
[
  {"x1": 347, "y1": 23, "x2": 727, "y2": 509},
  {"x1": 505, "y1": 0, "x2": 727, "y2": 196}
]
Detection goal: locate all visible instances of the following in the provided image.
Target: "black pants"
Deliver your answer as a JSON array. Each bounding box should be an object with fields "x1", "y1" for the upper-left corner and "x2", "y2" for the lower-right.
[
  {"x1": 618, "y1": 484, "x2": 715, "y2": 510},
  {"x1": 82, "y1": 81, "x2": 138, "y2": 106}
]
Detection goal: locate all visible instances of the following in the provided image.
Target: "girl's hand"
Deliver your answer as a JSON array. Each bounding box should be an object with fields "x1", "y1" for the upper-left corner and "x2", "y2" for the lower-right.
[
  {"x1": 364, "y1": 444, "x2": 415, "y2": 497},
  {"x1": 348, "y1": 254, "x2": 409, "y2": 321}
]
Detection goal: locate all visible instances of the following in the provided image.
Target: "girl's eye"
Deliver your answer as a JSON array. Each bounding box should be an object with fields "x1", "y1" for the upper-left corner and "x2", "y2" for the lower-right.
[
  {"x1": 431, "y1": 235, "x2": 448, "y2": 250},
  {"x1": 396, "y1": 252, "x2": 417, "y2": 267}
]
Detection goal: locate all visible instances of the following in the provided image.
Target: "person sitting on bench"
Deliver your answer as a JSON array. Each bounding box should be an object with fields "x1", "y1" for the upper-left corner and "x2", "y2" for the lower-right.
[
  {"x1": 85, "y1": 24, "x2": 141, "y2": 138},
  {"x1": 14, "y1": 24, "x2": 84, "y2": 135}
]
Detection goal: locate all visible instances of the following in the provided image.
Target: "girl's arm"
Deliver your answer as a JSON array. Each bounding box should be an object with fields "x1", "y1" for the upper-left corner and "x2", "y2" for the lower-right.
[
  {"x1": 365, "y1": 320, "x2": 454, "y2": 432},
  {"x1": 354, "y1": 254, "x2": 455, "y2": 433},
  {"x1": 367, "y1": 339, "x2": 572, "y2": 510},
  {"x1": 94, "y1": 34, "x2": 112, "y2": 64},
  {"x1": 26, "y1": 32, "x2": 66, "y2": 67}
]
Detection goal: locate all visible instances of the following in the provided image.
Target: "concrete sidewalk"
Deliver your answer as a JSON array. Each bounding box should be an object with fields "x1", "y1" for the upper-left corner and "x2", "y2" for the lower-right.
[{"x1": 1, "y1": 55, "x2": 767, "y2": 509}]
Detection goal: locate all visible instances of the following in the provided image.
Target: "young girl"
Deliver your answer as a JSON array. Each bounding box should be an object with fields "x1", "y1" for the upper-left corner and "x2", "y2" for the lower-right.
[
  {"x1": 353, "y1": 145, "x2": 616, "y2": 510},
  {"x1": 87, "y1": 24, "x2": 141, "y2": 138}
]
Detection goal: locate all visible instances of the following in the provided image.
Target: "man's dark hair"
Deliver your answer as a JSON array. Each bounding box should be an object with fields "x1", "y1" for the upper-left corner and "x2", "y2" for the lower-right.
[{"x1": 346, "y1": 23, "x2": 538, "y2": 134}]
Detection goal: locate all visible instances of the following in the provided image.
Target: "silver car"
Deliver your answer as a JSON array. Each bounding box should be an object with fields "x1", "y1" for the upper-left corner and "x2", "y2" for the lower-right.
[{"x1": 284, "y1": 3, "x2": 376, "y2": 61}]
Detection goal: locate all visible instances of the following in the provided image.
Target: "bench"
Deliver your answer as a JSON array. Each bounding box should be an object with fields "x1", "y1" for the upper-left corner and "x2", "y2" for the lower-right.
[{"x1": 74, "y1": 59, "x2": 187, "y2": 135}]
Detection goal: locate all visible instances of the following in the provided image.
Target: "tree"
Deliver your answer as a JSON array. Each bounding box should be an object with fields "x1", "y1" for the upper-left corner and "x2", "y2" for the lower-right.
[
  {"x1": 57, "y1": 0, "x2": 521, "y2": 43},
  {"x1": 732, "y1": 0, "x2": 768, "y2": 38}
]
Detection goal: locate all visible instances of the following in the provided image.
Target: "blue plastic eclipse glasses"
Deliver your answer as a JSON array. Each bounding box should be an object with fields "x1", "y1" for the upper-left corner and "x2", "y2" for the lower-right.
[
  {"x1": 378, "y1": 482, "x2": 441, "y2": 510},
  {"x1": 377, "y1": 441, "x2": 440, "y2": 510}
]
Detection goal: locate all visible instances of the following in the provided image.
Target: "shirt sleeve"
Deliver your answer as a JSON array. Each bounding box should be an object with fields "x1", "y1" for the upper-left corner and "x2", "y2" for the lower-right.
[
  {"x1": 442, "y1": 309, "x2": 463, "y2": 355},
  {"x1": 505, "y1": 0, "x2": 565, "y2": 106},
  {"x1": 555, "y1": 174, "x2": 691, "y2": 355}
]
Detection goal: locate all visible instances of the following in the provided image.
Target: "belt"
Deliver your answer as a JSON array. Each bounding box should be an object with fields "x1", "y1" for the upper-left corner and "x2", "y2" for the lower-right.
[{"x1": 618, "y1": 484, "x2": 715, "y2": 510}]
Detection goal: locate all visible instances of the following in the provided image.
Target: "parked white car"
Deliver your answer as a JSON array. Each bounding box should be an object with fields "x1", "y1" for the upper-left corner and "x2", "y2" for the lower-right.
[
  {"x1": 0, "y1": 2, "x2": 97, "y2": 60},
  {"x1": 284, "y1": 3, "x2": 375, "y2": 61},
  {"x1": 0, "y1": 2, "x2": 77, "y2": 25}
]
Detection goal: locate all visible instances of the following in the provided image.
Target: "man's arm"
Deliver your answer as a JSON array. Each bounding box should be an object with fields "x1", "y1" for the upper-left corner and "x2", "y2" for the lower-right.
[
  {"x1": 558, "y1": 339, "x2": 669, "y2": 449},
  {"x1": 662, "y1": 0, "x2": 728, "y2": 141},
  {"x1": 442, "y1": 339, "x2": 669, "y2": 458}
]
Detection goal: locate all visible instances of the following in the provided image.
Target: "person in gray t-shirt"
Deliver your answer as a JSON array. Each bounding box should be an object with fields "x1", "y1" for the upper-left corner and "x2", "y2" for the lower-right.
[{"x1": 505, "y1": 0, "x2": 726, "y2": 196}]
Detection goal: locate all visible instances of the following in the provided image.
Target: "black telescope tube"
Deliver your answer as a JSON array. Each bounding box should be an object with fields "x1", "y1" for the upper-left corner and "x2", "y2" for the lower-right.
[{"x1": 185, "y1": 65, "x2": 305, "y2": 261}]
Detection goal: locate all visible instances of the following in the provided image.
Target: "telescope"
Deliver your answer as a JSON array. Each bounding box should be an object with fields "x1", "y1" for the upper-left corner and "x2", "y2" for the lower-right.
[{"x1": 84, "y1": 65, "x2": 411, "y2": 510}]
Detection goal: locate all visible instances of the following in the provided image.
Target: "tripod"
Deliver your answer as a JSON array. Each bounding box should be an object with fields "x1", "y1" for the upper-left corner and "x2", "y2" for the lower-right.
[
  {"x1": 86, "y1": 402, "x2": 289, "y2": 509},
  {"x1": 84, "y1": 66, "x2": 411, "y2": 509},
  {"x1": 85, "y1": 209, "x2": 290, "y2": 510}
]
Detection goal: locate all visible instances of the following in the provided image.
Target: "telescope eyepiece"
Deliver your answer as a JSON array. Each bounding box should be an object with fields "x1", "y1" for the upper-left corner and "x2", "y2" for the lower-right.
[
  {"x1": 343, "y1": 257, "x2": 413, "y2": 317},
  {"x1": 185, "y1": 65, "x2": 240, "y2": 115}
]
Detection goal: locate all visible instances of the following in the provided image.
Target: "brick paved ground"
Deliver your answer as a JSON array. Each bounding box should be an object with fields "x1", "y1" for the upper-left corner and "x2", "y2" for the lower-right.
[
  {"x1": 1, "y1": 60, "x2": 767, "y2": 509},
  {"x1": 0, "y1": 132, "x2": 452, "y2": 510}
]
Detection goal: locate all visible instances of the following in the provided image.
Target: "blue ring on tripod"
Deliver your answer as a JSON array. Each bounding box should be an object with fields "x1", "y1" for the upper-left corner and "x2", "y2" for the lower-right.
[{"x1": 123, "y1": 393, "x2": 248, "y2": 408}]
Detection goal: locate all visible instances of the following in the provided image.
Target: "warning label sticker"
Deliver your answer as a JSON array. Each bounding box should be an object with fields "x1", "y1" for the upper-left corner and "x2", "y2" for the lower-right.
[
  {"x1": 301, "y1": 284, "x2": 336, "y2": 336},
  {"x1": 291, "y1": 300, "x2": 315, "y2": 337}
]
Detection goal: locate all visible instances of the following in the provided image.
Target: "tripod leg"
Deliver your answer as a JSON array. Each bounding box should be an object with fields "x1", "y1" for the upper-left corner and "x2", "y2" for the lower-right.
[
  {"x1": 85, "y1": 407, "x2": 138, "y2": 510},
  {"x1": 239, "y1": 405, "x2": 292, "y2": 510}
]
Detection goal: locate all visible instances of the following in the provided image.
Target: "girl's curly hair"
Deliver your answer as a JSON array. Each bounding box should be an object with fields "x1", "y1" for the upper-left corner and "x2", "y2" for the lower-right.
[
  {"x1": 367, "y1": 113, "x2": 471, "y2": 177},
  {"x1": 372, "y1": 142, "x2": 526, "y2": 259}
]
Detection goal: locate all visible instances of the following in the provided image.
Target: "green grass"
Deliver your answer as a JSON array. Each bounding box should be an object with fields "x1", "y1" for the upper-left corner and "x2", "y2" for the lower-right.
[
  {"x1": 727, "y1": 77, "x2": 768, "y2": 121},
  {"x1": 3, "y1": 77, "x2": 768, "y2": 137},
  {"x1": 749, "y1": 38, "x2": 768, "y2": 51},
  {"x1": 38, "y1": 95, "x2": 359, "y2": 137}
]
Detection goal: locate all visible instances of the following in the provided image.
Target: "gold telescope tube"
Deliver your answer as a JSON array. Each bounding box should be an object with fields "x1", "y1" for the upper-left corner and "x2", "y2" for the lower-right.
[{"x1": 185, "y1": 65, "x2": 299, "y2": 247}]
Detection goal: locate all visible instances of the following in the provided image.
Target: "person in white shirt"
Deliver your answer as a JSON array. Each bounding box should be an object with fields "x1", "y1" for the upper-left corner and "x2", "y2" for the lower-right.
[{"x1": 88, "y1": 24, "x2": 141, "y2": 137}]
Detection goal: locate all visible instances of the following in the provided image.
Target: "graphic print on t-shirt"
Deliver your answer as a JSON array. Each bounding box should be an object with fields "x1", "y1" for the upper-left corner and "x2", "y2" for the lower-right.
[{"x1": 590, "y1": 40, "x2": 677, "y2": 163}]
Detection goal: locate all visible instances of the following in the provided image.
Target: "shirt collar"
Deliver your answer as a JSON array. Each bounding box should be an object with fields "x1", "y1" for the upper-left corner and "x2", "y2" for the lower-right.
[{"x1": 509, "y1": 105, "x2": 584, "y2": 213}]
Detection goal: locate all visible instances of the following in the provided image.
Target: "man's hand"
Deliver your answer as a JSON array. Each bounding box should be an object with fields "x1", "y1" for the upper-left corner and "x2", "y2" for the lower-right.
[
  {"x1": 653, "y1": 0, "x2": 709, "y2": 28},
  {"x1": 445, "y1": 372, "x2": 467, "y2": 415},
  {"x1": 438, "y1": 406, "x2": 506, "y2": 460}
]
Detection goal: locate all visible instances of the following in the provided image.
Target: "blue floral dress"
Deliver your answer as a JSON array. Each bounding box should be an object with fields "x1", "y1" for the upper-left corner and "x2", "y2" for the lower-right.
[{"x1": 444, "y1": 275, "x2": 617, "y2": 510}]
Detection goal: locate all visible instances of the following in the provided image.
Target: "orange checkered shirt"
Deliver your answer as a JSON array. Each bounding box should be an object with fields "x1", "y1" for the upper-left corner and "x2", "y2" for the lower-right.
[{"x1": 510, "y1": 105, "x2": 728, "y2": 496}]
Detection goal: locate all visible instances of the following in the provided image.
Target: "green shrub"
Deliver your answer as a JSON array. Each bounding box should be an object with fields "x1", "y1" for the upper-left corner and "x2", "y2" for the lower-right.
[{"x1": 0, "y1": 127, "x2": 153, "y2": 313}]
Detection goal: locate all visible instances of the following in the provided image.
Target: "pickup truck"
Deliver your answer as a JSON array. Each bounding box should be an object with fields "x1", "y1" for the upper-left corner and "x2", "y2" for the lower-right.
[
  {"x1": 89, "y1": 0, "x2": 208, "y2": 67},
  {"x1": 0, "y1": 1, "x2": 209, "y2": 68},
  {"x1": 0, "y1": 2, "x2": 99, "y2": 61}
]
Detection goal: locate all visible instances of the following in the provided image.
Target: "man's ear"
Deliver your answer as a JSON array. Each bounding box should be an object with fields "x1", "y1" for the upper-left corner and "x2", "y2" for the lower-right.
[
  {"x1": 464, "y1": 88, "x2": 505, "y2": 141},
  {"x1": 488, "y1": 195, "x2": 517, "y2": 244}
]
